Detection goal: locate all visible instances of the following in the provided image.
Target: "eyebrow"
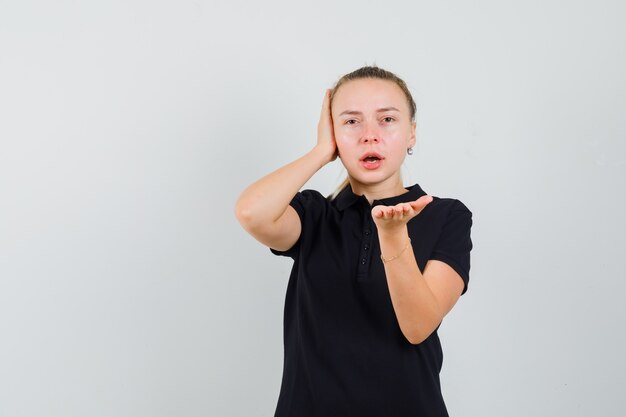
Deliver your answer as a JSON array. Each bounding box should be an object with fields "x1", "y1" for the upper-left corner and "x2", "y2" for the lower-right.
[{"x1": 338, "y1": 107, "x2": 401, "y2": 117}]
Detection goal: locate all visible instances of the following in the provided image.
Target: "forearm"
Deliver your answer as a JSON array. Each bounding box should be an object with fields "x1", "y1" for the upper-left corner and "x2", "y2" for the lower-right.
[
  {"x1": 235, "y1": 145, "x2": 330, "y2": 229},
  {"x1": 379, "y1": 228, "x2": 443, "y2": 344}
]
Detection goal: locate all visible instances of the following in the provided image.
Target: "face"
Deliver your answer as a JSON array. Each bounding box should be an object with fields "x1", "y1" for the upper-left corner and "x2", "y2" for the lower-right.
[{"x1": 331, "y1": 78, "x2": 416, "y2": 191}]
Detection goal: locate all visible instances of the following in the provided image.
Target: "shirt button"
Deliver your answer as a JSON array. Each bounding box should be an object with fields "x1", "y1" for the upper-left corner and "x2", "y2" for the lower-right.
[
  {"x1": 364, "y1": 229, "x2": 371, "y2": 236},
  {"x1": 361, "y1": 259, "x2": 366, "y2": 265},
  {"x1": 364, "y1": 245, "x2": 369, "y2": 251}
]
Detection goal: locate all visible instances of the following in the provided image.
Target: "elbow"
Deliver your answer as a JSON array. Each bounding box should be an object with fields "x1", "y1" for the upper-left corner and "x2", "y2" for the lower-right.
[
  {"x1": 234, "y1": 200, "x2": 252, "y2": 227},
  {"x1": 404, "y1": 325, "x2": 438, "y2": 345},
  {"x1": 406, "y1": 332, "x2": 429, "y2": 345},
  {"x1": 402, "y1": 307, "x2": 446, "y2": 345},
  {"x1": 234, "y1": 193, "x2": 258, "y2": 228},
  {"x1": 234, "y1": 199, "x2": 268, "y2": 233}
]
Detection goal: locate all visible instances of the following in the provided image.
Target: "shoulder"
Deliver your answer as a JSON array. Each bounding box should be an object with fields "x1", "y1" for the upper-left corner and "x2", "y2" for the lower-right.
[
  {"x1": 405, "y1": 184, "x2": 471, "y2": 216},
  {"x1": 428, "y1": 192, "x2": 471, "y2": 212},
  {"x1": 431, "y1": 197, "x2": 472, "y2": 238},
  {"x1": 407, "y1": 187, "x2": 473, "y2": 257},
  {"x1": 270, "y1": 189, "x2": 333, "y2": 258},
  {"x1": 291, "y1": 189, "x2": 329, "y2": 209},
  {"x1": 421, "y1": 194, "x2": 472, "y2": 224},
  {"x1": 287, "y1": 189, "x2": 333, "y2": 221},
  {"x1": 298, "y1": 188, "x2": 327, "y2": 201},
  {"x1": 417, "y1": 192, "x2": 473, "y2": 293}
]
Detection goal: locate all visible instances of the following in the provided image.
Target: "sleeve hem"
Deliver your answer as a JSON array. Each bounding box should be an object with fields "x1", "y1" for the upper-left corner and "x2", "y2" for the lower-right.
[{"x1": 428, "y1": 254, "x2": 470, "y2": 295}]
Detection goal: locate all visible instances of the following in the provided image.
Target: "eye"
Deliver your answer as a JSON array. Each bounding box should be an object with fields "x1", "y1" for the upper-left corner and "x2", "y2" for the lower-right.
[
  {"x1": 345, "y1": 119, "x2": 358, "y2": 125},
  {"x1": 382, "y1": 116, "x2": 395, "y2": 123}
]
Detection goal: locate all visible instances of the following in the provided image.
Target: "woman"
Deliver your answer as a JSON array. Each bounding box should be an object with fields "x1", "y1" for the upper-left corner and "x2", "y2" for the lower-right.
[{"x1": 235, "y1": 66, "x2": 473, "y2": 417}]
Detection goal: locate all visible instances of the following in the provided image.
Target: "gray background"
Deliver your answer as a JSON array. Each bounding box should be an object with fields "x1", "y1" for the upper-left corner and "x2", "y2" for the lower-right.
[{"x1": 1, "y1": 1, "x2": 625, "y2": 416}]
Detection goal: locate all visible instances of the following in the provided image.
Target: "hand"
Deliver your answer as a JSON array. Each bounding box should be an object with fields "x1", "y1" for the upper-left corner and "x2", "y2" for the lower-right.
[
  {"x1": 316, "y1": 89, "x2": 338, "y2": 163},
  {"x1": 372, "y1": 195, "x2": 433, "y2": 234}
]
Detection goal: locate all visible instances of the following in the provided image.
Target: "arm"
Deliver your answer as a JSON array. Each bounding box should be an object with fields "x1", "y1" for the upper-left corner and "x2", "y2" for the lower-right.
[
  {"x1": 234, "y1": 90, "x2": 337, "y2": 251},
  {"x1": 373, "y1": 198, "x2": 465, "y2": 344}
]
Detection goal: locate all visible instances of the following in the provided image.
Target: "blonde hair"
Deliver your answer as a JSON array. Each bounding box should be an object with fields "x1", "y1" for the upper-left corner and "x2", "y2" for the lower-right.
[{"x1": 327, "y1": 65, "x2": 417, "y2": 200}]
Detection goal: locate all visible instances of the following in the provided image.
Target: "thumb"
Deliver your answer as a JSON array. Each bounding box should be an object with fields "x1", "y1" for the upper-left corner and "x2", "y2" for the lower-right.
[{"x1": 410, "y1": 195, "x2": 433, "y2": 211}]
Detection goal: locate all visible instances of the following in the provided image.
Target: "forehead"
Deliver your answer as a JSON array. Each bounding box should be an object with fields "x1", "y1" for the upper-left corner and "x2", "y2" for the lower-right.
[{"x1": 332, "y1": 78, "x2": 409, "y2": 114}]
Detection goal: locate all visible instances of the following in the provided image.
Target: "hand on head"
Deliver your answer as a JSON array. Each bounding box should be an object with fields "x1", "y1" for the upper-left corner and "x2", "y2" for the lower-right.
[{"x1": 316, "y1": 89, "x2": 338, "y2": 163}]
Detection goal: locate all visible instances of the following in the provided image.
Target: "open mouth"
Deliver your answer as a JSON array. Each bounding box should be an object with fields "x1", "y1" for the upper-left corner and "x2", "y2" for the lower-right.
[
  {"x1": 360, "y1": 152, "x2": 384, "y2": 169},
  {"x1": 360, "y1": 152, "x2": 384, "y2": 162}
]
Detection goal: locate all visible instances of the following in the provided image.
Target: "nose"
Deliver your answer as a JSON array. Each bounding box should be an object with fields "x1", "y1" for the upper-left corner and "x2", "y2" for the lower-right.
[
  {"x1": 362, "y1": 136, "x2": 379, "y2": 144},
  {"x1": 361, "y1": 124, "x2": 380, "y2": 144}
]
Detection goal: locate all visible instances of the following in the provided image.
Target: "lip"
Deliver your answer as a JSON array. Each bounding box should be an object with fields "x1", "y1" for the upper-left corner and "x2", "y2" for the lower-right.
[
  {"x1": 359, "y1": 152, "x2": 384, "y2": 161},
  {"x1": 359, "y1": 152, "x2": 384, "y2": 170}
]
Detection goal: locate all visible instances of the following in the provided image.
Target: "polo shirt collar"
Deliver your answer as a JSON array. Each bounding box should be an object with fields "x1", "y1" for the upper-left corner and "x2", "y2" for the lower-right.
[{"x1": 334, "y1": 183, "x2": 427, "y2": 211}]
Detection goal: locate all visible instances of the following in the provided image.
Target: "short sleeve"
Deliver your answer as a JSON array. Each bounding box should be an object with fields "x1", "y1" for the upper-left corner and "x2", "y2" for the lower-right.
[
  {"x1": 269, "y1": 190, "x2": 324, "y2": 259},
  {"x1": 429, "y1": 200, "x2": 473, "y2": 295}
]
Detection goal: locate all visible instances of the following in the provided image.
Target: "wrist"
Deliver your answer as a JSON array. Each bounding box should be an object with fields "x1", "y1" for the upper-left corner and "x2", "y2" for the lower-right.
[
  {"x1": 311, "y1": 143, "x2": 336, "y2": 165},
  {"x1": 381, "y1": 237, "x2": 412, "y2": 264},
  {"x1": 377, "y1": 226, "x2": 409, "y2": 243}
]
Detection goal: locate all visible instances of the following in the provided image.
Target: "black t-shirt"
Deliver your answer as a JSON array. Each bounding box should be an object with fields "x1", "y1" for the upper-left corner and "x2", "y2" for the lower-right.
[{"x1": 270, "y1": 183, "x2": 473, "y2": 417}]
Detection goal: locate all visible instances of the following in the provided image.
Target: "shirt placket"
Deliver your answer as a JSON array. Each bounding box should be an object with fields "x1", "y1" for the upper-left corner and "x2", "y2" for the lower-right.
[{"x1": 356, "y1": 207, "x2": 374, "y2": 282}]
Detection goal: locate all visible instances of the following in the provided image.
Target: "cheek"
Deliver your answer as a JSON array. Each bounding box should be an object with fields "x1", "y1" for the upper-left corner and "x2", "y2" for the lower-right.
[
  {"x1": 334, "y1": 132, "x2": 352, "y2": 150},
  {"x1": 334, "y1": 126, "x2": 362, "y2": 146},
  {"x1": 389, "y1": 129, "x2": 411, "y2": 146},
  {"x1": 334, "y1": 139, "x2": 358, "y2": 164},
  {"x1": 334, "y1": 139, "x2": 349, "y2": 158}
]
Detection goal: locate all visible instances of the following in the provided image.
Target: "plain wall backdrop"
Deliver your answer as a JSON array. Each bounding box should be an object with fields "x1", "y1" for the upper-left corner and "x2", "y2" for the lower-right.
[{"x1": 1, "y1": 1, "x2": 625, "y2": 416}]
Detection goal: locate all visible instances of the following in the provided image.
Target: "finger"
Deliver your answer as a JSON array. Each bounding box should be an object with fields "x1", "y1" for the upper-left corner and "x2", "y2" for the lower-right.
[
  {"x1": 327, "y1": 90, "x2": 335, "y2": 123},
  {"x1": 375, "y1": 206, "x2": 391, "y2": 219},
  {"x1": 320, "y1": 89, "x2": 329, "y2": 118},
  {"x1": 372, "y1": 206, "x2": 384, "y2": 218},
  {"x1": 392, "y1": 206, "x2": 406, "y2": 221},
  {"x1": 327, "y1": 90, "x2": 334, "y2": 117},
  {"x1": 410, "y1": 195, "x2": 433, "y2": 211},
  {"x1": 317, "y1": 89, "x2": 337, "y2": 153},
  {"x1": 391, "y1": 204, "x2": 409, "y2": 217}
]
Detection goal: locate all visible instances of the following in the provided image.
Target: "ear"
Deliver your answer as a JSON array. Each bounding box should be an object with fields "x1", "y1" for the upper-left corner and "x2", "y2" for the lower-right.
[{"x1": 408, "y1": 121, "x2": 417, "y2": 149}]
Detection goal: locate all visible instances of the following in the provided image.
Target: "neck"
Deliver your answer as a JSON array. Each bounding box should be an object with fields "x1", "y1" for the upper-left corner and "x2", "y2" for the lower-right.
[{"x1": 349, "y1": 176, "x2": 408, "y2": 204}]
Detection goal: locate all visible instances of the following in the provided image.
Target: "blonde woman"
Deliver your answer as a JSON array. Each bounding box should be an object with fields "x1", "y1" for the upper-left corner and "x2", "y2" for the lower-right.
[{"x1": 235, "y1": 66, "x2": 473, "y2": 417}]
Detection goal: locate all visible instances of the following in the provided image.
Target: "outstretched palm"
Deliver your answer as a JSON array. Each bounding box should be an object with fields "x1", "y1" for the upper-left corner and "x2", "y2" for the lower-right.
[{"x1": 371, "y1": 195, "x2": 433, "y2": 233}]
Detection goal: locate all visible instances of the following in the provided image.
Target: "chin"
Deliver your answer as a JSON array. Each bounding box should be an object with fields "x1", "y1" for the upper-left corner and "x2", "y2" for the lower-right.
[{"x1": 349, "y1": 172, "x2": 391, "y2": 186}]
